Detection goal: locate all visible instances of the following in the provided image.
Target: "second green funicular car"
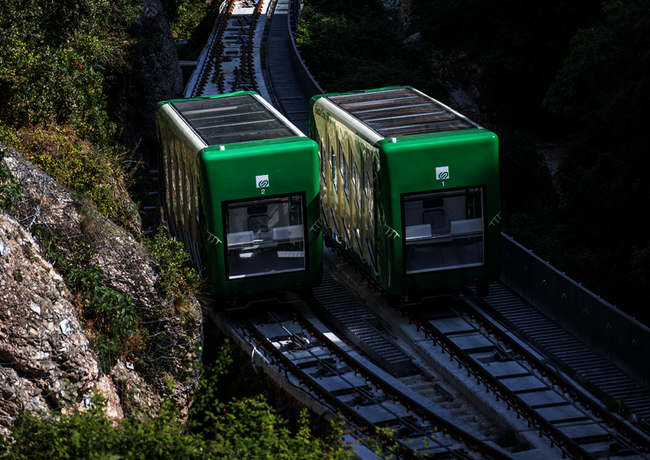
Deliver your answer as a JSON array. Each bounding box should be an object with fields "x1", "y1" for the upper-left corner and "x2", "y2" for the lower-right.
[{"x1": 310, "y1": 86, "x2": 500, "y2": 302}]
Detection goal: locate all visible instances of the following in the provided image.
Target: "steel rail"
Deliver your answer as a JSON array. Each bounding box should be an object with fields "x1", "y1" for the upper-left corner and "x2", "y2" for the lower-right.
[
  {"x1": 242, "y1": 0, "x2": 264, "y2": 92},
  {"x1": 191, "y1": 0, "x2": 236, "y2": 97},
  {"x1": 291, "y1": 308, "x2": 515, "y2": 460},
  {"x1": 405, "y1": 304, "x2": 650, "y2": 460},
  {"x1": 235, "y1": 314, "x2": 434, "y2": 459},
  {"x1": 234, "y1": 306, "x2": 515, "y2": 460},
  {"x1": 463, "y1": 302, "x2": 650, "y2": 457}
]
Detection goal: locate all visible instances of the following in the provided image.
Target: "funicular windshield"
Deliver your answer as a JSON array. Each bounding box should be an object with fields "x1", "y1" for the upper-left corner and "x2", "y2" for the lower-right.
[
  {"x1": 403, "y1": 187, "x2": 485, "y2": 274},
  {"x1": 224, "y1": 194, "x2": 306, "y2": 279}
]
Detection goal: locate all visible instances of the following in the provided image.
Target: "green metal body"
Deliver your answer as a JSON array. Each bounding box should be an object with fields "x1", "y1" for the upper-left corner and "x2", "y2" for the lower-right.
[
  {"x1": 310, "y1": 86, "x2": 500, "y2": 296},
  {"x1": 156, "y1": 91, "x2": 322, "y2": 300}
]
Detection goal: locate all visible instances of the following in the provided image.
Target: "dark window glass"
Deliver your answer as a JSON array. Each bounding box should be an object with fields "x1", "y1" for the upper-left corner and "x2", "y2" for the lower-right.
[
  {"x1": 353, "y1": 161, "x2": 361, "y2": 211},
  {"x1": 225, "y1": 195, "x2": 306, "y2": 279},
  {"x1": 341, "y1": 143, "x2": 349, "y2": 202},
  {"x1": 330, "y1": 144, "x2": 337, "y2": 192},
  {"x1": 403, "y1": 188, "x2": 484, "y2": 274}
]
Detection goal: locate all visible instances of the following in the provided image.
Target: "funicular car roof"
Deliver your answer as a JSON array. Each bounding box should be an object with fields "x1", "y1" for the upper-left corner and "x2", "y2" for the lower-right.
[
  {"x1": 171, "y1": 94, "x2": 299, "y2": 146},
  {"x1": 326, "y1": 87, "x2": 478, "y2": 138}
]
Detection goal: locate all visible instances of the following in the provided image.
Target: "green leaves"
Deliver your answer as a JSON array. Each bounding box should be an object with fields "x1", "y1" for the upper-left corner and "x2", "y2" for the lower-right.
[
  {"x1": 0, "y1": 342, "x2": 354, "y2": 459},
  {"x1": 0, "y1": 0, "x2": 141, "y2": 144},
  {"x1": 68, "y1": 265, "x2": 142, "y2": 371},
  {"x1": 413, "y1": 0, "x2": 603, "y2": 111},
  {"x1": 296, "y1": 0, "x2": 444, "y2": 98},
  {"x1": 3, "y1": 125, "x2": 139, "y2": 234},
  {"x1": 144, "y1": 227, "x2": 201, "y2": 305},
  {"x1": 0, "y1": 149, "x2": 23, "y2": 212}
]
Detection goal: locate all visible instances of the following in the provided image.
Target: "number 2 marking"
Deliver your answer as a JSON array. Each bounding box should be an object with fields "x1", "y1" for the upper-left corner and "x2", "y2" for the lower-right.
[{"x1": 260, "y1": 188, "x2": 266, "y2": 195}]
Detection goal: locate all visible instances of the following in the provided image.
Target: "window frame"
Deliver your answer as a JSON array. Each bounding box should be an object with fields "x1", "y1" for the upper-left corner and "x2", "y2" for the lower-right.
[
  {"x1": 222, "y1": 192, "x2": 309, "y2": 281},
  {"x1": 400, "y1": 186, "x2": 488, "y2": 276}
]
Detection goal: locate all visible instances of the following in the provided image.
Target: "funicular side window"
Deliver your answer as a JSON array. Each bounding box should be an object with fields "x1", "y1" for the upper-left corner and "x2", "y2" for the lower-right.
[
  {"x1": 402, "y1": 187, "x2": 485, "y2": 274},
  {"x1": 330, "y1": 143, "x2": 337, "y2": 192},
  {"x1": 364, "y1": 160, "x2": 374, "y2": 224},
  {"x1": 318, "y1": 139, "x2": 326, "y2": 181},
  {"x1": 352, "y1": 161, "x2": 361, "y2": 211},
  {"x1": 341, "y1": 142, "x2": 349, "y2": 202},
  {"x1": 224, "y1": 194, "x2": 306, "y2": 280}
]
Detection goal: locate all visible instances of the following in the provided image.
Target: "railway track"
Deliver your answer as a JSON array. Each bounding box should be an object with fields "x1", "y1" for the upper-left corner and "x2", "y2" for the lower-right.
[
  {"x1": 403, "y1": 302, "x2": 650, "y2": 459},
  {"x1": 479, "y1": 282, "x2": 650, "y2": 430},
  {"x1": 323, "y1": 248, "x2": 650, "y2": 459},
  {"x1": 184, "y1": 0, "x2": 267, "y2": 98},
  {"x1": 212, "y1": 264, "x2": 650, "y2": 458},
  {"x1": 225, "y1": 303, "x2": 514, "y2": 459}
]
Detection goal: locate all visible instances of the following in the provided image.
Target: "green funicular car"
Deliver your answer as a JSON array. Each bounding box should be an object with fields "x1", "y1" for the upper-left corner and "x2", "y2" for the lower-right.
[
  {"x1": 310, "y1": 86, "x2": 500, "y2": 304},
  {"x1": 156, "y1": 91, "x2": 322, "y2": 304}
]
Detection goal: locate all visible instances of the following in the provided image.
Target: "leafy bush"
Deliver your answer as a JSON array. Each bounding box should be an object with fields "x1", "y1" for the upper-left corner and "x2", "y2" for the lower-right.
[
  {"x1": 0, "y1": 148, "x2": 22, "y2": 212},
  {"x1": 145, "y1": 227, "x2": 201, "y2": 308},
  {"x1": 541, "y1": 0, "x2": 650, "y2": 322},
  {"x1": 163, "y1": 0, "x2": 222, "y2": 43},
  {"x1": 0, "y1": 124, "x2": 139, "y2": 234},
  {"x1": 411, "y1": 0, "x2": 603, "y2": 112},
  {"x1": 0, "y1": 0, "x2": 142, "y2": 144},
  {"x1": 296, "y1": 0, "x2": 444, "y2": 98},
  {"x1": 67, "y1": 265, "x2": 144, "y2": 371},
  {"x1": 162, "y1": 0, "x2": 223, "y2": 85},
  {"x1": 0, "y1": 343, "x2": 354, "y2": 460}
]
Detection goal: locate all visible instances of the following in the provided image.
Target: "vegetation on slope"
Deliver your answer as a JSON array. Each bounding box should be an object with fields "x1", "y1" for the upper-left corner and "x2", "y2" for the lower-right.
[
  {"x1": 0, "y1": 342, "x2": 354, "y2": 460},
  {"x1": 0, "y1": 0, "x2": 142, "y2": 232},
  {"x1": 162, "y1": 0, "x2": 224, "y2": 84},
  {"x1": 296, "y1": 0, "x2": 444, "y2": 99}
]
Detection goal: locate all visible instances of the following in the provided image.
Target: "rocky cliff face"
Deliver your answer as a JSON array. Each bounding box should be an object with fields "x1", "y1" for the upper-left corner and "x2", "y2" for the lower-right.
[
  {"x1": 0, "y1": 213, "x2": 123, "y2": 426},
  {"x1": 0, "y1": 0, "x2": 199, "y2": 430},
  {"x1": 0, "y1": 144, "x2": 201, "y2": 428}
]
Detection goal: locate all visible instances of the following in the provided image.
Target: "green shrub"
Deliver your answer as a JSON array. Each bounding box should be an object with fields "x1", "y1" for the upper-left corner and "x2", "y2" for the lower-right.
[
  {"x1": 412, "y1": 0, "x2": 602, "y2": 112},
  {"x1": 163, "y1": 0, "x2": 222, "y2": 85},
  {"x1": 67, "y1": 265, "x2": 143, "y2": 371},
  {"x1": 1, "y1": 125, "x2": 139, "y2": 234},
  {"x1": 163, "y1": 0, "x2": 222, "y2": 43},
  {"x1": 296, "y1": 0, "x2": 444, "y2": 98},
  {"x1": 145, "y1": 227, "x2": 201, "y2": 308},
  {"x1": 0, "y1": 0, "x2": 142, "y2": 145},
  {"x1": 0, "y1": 344, "x2": 354, "y2": 460},
  {"x1": 0, "y1": 148, "x2": 22, "y2": 212}
]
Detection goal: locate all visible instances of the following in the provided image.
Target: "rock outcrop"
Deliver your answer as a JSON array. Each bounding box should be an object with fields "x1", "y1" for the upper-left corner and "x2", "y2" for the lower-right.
[
  {"x1": 0, "y1": 0, "x2": 199, "y2": 430},
  {"x1": 119, "y1": 0, "x2": 184, "y2": 159},
  {"x1": 0, "y1": 212, "x2": 123, "y2": 426},
  {"x1": 0, "y1": 144, "x2": 201, "y2": 427}
]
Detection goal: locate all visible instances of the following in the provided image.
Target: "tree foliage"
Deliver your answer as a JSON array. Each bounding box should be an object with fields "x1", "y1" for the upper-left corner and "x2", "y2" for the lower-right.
[
  {"x1": 144, "y1": 226, "x2": 202, "y2": 305},
  {"x1": 412, "y1": 0, "x2": 602, "y2": 112},
  {"x1": 296, "y1": 0, "x2": 444, "y2": 98},
  {"x1": 0, "y1": 342, "x2": 354, "y2": 460},
  {"x1": 542, "y1": 0, "x2": 650, "y2": 317},
  {"x1": 0, "y1": 125, "x2": 140, "y2": 232},
  {"x1": 0, "y1": 0, "x2": 142, "y2": 144}
]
